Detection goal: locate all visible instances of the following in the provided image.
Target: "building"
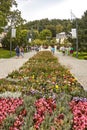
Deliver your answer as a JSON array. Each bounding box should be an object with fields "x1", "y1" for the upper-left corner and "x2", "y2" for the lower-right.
[{"x1": 56, "y1": 32, "x2": 67, "y2": 44}]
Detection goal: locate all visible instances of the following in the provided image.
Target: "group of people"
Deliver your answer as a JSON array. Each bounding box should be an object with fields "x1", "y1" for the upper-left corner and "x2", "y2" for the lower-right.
[
  {"x1": 60, "y1": 46, "x2": 74, "y2": 56},
  {"x1": 15, "y1": 45, "x2": 24, "y2": 58}
]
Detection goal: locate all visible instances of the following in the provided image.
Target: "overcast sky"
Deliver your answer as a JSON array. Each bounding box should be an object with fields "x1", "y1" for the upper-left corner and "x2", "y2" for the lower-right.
[{"x1": 15, "y1": 0, "x2": 87, "y2": 21}]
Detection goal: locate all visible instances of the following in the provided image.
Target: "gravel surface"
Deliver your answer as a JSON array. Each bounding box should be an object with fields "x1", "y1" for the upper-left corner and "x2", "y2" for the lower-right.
[
  {"x1": 55, "y1": 52, "x2": 87, "y2": 91},
  {"x1": 0, "y1": 51, "x2": 36, "y2": 79}
]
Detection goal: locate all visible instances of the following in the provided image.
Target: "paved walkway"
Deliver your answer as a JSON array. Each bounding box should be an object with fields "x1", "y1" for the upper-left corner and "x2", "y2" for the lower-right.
[
  {"x1": 0, "y1": 51, "x2": 36, "y2": 79},
  {"x1": 55, "y1": 52, "x2": 87, "y2": 91},
  {"x1": 0, "y1": 51, "x2": 87, "y2": 90}
]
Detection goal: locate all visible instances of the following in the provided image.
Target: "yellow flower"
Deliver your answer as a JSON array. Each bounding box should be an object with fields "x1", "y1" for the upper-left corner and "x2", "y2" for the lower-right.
[
  {"x1": 32, "y1": 75, "x2": 34, "y2": 79},
  {"x1": 55, "y1": 85, "x2": 58, "y2": 89},
  {"x1": 74, "y1": 77, "x2": 77, "y2": 81}
]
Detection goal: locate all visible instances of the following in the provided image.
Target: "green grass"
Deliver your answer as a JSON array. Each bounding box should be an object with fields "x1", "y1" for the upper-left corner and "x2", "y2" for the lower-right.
[
  {"x1": 73, "y1": 51, "x2": 87, "y2": 59},
  {"x1": 0, "y1": 48, "x2": 16, "y2": 58}
]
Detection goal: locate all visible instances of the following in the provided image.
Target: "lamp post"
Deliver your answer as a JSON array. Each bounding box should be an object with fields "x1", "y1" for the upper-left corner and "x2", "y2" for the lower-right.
[
  {"x1": 9, "y1": 21, "x2": 16, "y2": 56},
  {"x1": 9, "y1": 26, "x2": 16, "y2": 56},
  {"x1": 76, "y1": 19, "x2": 78, "y2": 58},
  {"x1": 10, "y1": 30, "x2": 12, "y2": 56},
  {"x1": 71, "y1": 11, "x2": 78, "y2": 58},
  {"x1": 7, "y1": 15, "x2": 16, "y2": 56}
]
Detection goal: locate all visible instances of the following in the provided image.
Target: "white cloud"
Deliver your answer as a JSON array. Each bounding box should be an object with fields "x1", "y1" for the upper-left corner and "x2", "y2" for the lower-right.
[{"x1": 16, "y1": 0, "x2": 87, "y2": 21}]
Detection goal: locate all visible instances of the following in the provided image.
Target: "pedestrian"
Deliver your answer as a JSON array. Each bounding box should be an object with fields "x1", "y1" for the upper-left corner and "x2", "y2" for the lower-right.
[
  {"x1": 51, "y1": 46, "x2": 55, "y2": 54},
  {"x1": 65, "y1": 47, "x2": 69, "y2": 55},
  {"x1": 62, "y1": 46, "x2": 66, "y2": 56},
  {"x1": 26, "y1": 45, "x2": 29, "y2": 52},
  {"x1": 15, "y1": 45, "x2": 20, "y2": 58},
  {"x1": 20, "y1": 46, "x2": 24, "y2": 58},
  {"x1": 70, "y1": 47, "x2": 74, "y2": 56}
]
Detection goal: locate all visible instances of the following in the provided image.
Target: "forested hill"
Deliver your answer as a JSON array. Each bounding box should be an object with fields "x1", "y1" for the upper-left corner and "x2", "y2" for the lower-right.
[
  {"x1": 23, "y1": 18, "x2": 72, "y2": 36},
  {"x1": 23, "y1": 11, "x2": 87, "y2": 51}
]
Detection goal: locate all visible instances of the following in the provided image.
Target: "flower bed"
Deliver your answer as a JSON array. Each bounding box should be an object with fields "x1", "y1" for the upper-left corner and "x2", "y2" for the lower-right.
[
  {"x1": 69, "y1": 97, "x2": 87, "y2": 130},
  {"x1": 0, "y1": 51, "x2": 87, "y2": 130},
  {"x1": 0, "y1": 97, "x2": 26, "y2": 130}
]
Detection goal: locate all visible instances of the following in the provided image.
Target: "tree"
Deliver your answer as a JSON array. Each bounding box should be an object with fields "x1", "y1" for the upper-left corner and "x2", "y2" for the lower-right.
[
  {"x1": 32, "y1": 39, "x2": 43, "y2": 46},
  {"x1": 7, "y1": 9, "x2": 26, "y2": 28},
  {"x1": 2, "y1": 28, "x2": 28, "y2": 49},
  {"x1": 77, "y1": 10, "x2": 87, "y2": 51},
  {"x1": 46, "y1": 24, "x2": 56, "y2": 37},
  {"x1": 39, "y1": 29, "x2": 52, "y2": 40},
  {"x1": 0, "y1": 0, "x2": 25, "y2": 33},
  {"x1": 56, "y1": 24, "x2": 64, "y2": 33},
  {"x1": 0, "y1": 0, "x2": 17, "y2": 31}
]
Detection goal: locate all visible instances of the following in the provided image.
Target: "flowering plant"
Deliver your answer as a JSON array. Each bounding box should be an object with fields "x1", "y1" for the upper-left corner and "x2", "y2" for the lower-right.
[{"x1": 0, "y1": 51, "x2": 86, "y2": 130}]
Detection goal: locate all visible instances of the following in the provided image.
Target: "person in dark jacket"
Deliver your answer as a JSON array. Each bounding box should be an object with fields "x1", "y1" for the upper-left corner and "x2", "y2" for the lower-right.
[{"x1": 15, "y1": 45, "x2": 20, "y2": 58}]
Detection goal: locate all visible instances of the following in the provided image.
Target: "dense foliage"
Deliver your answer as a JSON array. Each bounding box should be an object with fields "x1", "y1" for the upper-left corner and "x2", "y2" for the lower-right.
[
  {"x1": 0, "y1": 0, "x2": 17, "y2": 32},
  {"x1": 23, "y1": 18, "x2": 72, "y2": 37},
  {"x1": 23, "y1": 11, "x2": 87, "y2": 51}
]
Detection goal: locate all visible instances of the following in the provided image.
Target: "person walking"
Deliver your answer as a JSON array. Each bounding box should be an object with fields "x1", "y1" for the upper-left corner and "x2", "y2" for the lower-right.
[
  {"x1": 20, "y1": 46, "x2": 24, "y2": 58},
  {"x1": 61, "y1": 46, "x2": 66, "y2": 56},
  {"x1": 51, "y1": 46, "x2": 55, "y2": 54},
  {"x1": 70, "y1": 47, "x2": 74, "y2": 56},
  {"x1": 15, "y1": 45, "x2": 20, "y2": 58}
]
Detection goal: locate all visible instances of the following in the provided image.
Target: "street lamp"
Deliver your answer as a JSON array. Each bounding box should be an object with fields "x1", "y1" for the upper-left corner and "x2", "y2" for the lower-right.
[
  {"x1": 8, "y1": 16, "x2": 16, "y2": 56},
  {"x1": 71, "y1": 11, "x2": 78, "y2": 58},
  {"x1": 10, "y1": 25, "x2": 16, "y2": 56},
  {"x1": 7, "y1": 15, "x2": 16, "y2": 56}
]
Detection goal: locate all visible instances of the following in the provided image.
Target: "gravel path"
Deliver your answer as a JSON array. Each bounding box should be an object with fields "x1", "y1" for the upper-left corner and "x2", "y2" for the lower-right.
[
  {"x1": 0, "y1": 51, "x2": 36, "y2": 79},
  {"x1": 55, "y1": 52, "x2": 87, "y2": 91}
]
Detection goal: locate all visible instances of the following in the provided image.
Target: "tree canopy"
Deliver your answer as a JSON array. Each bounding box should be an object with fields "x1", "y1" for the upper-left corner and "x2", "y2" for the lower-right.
[{"x1": 0, "y1": 0, "x2": 25, "y2": 32}]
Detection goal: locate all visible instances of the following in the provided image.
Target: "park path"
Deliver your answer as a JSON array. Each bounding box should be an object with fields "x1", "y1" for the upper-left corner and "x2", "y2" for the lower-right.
[
  {"x1": 0, "y1": 51, "x2": 36, "y2": 79},
  {"x1": 55, "y1": 52, "x2": 87, "y2": 91}
]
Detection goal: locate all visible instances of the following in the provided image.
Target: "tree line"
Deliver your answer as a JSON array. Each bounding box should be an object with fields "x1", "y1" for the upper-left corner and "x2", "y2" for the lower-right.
[{"x1": 0, "y1": 0, "x2": 87, "y2": 51}]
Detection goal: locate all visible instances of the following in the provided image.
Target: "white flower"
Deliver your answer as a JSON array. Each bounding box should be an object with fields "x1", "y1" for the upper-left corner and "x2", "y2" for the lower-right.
[{"x1": 0, "y1": 91, "x2": 21, "y2": 98}]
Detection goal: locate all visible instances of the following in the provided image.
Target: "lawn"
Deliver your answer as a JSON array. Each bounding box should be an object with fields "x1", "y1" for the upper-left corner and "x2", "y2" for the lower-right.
[
  {"x1": 0, "y1": 48, "x2": 16, "y2": 58},
  {"x1": 73, "y1": 51, "x2": 87, "y2": 59}
]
